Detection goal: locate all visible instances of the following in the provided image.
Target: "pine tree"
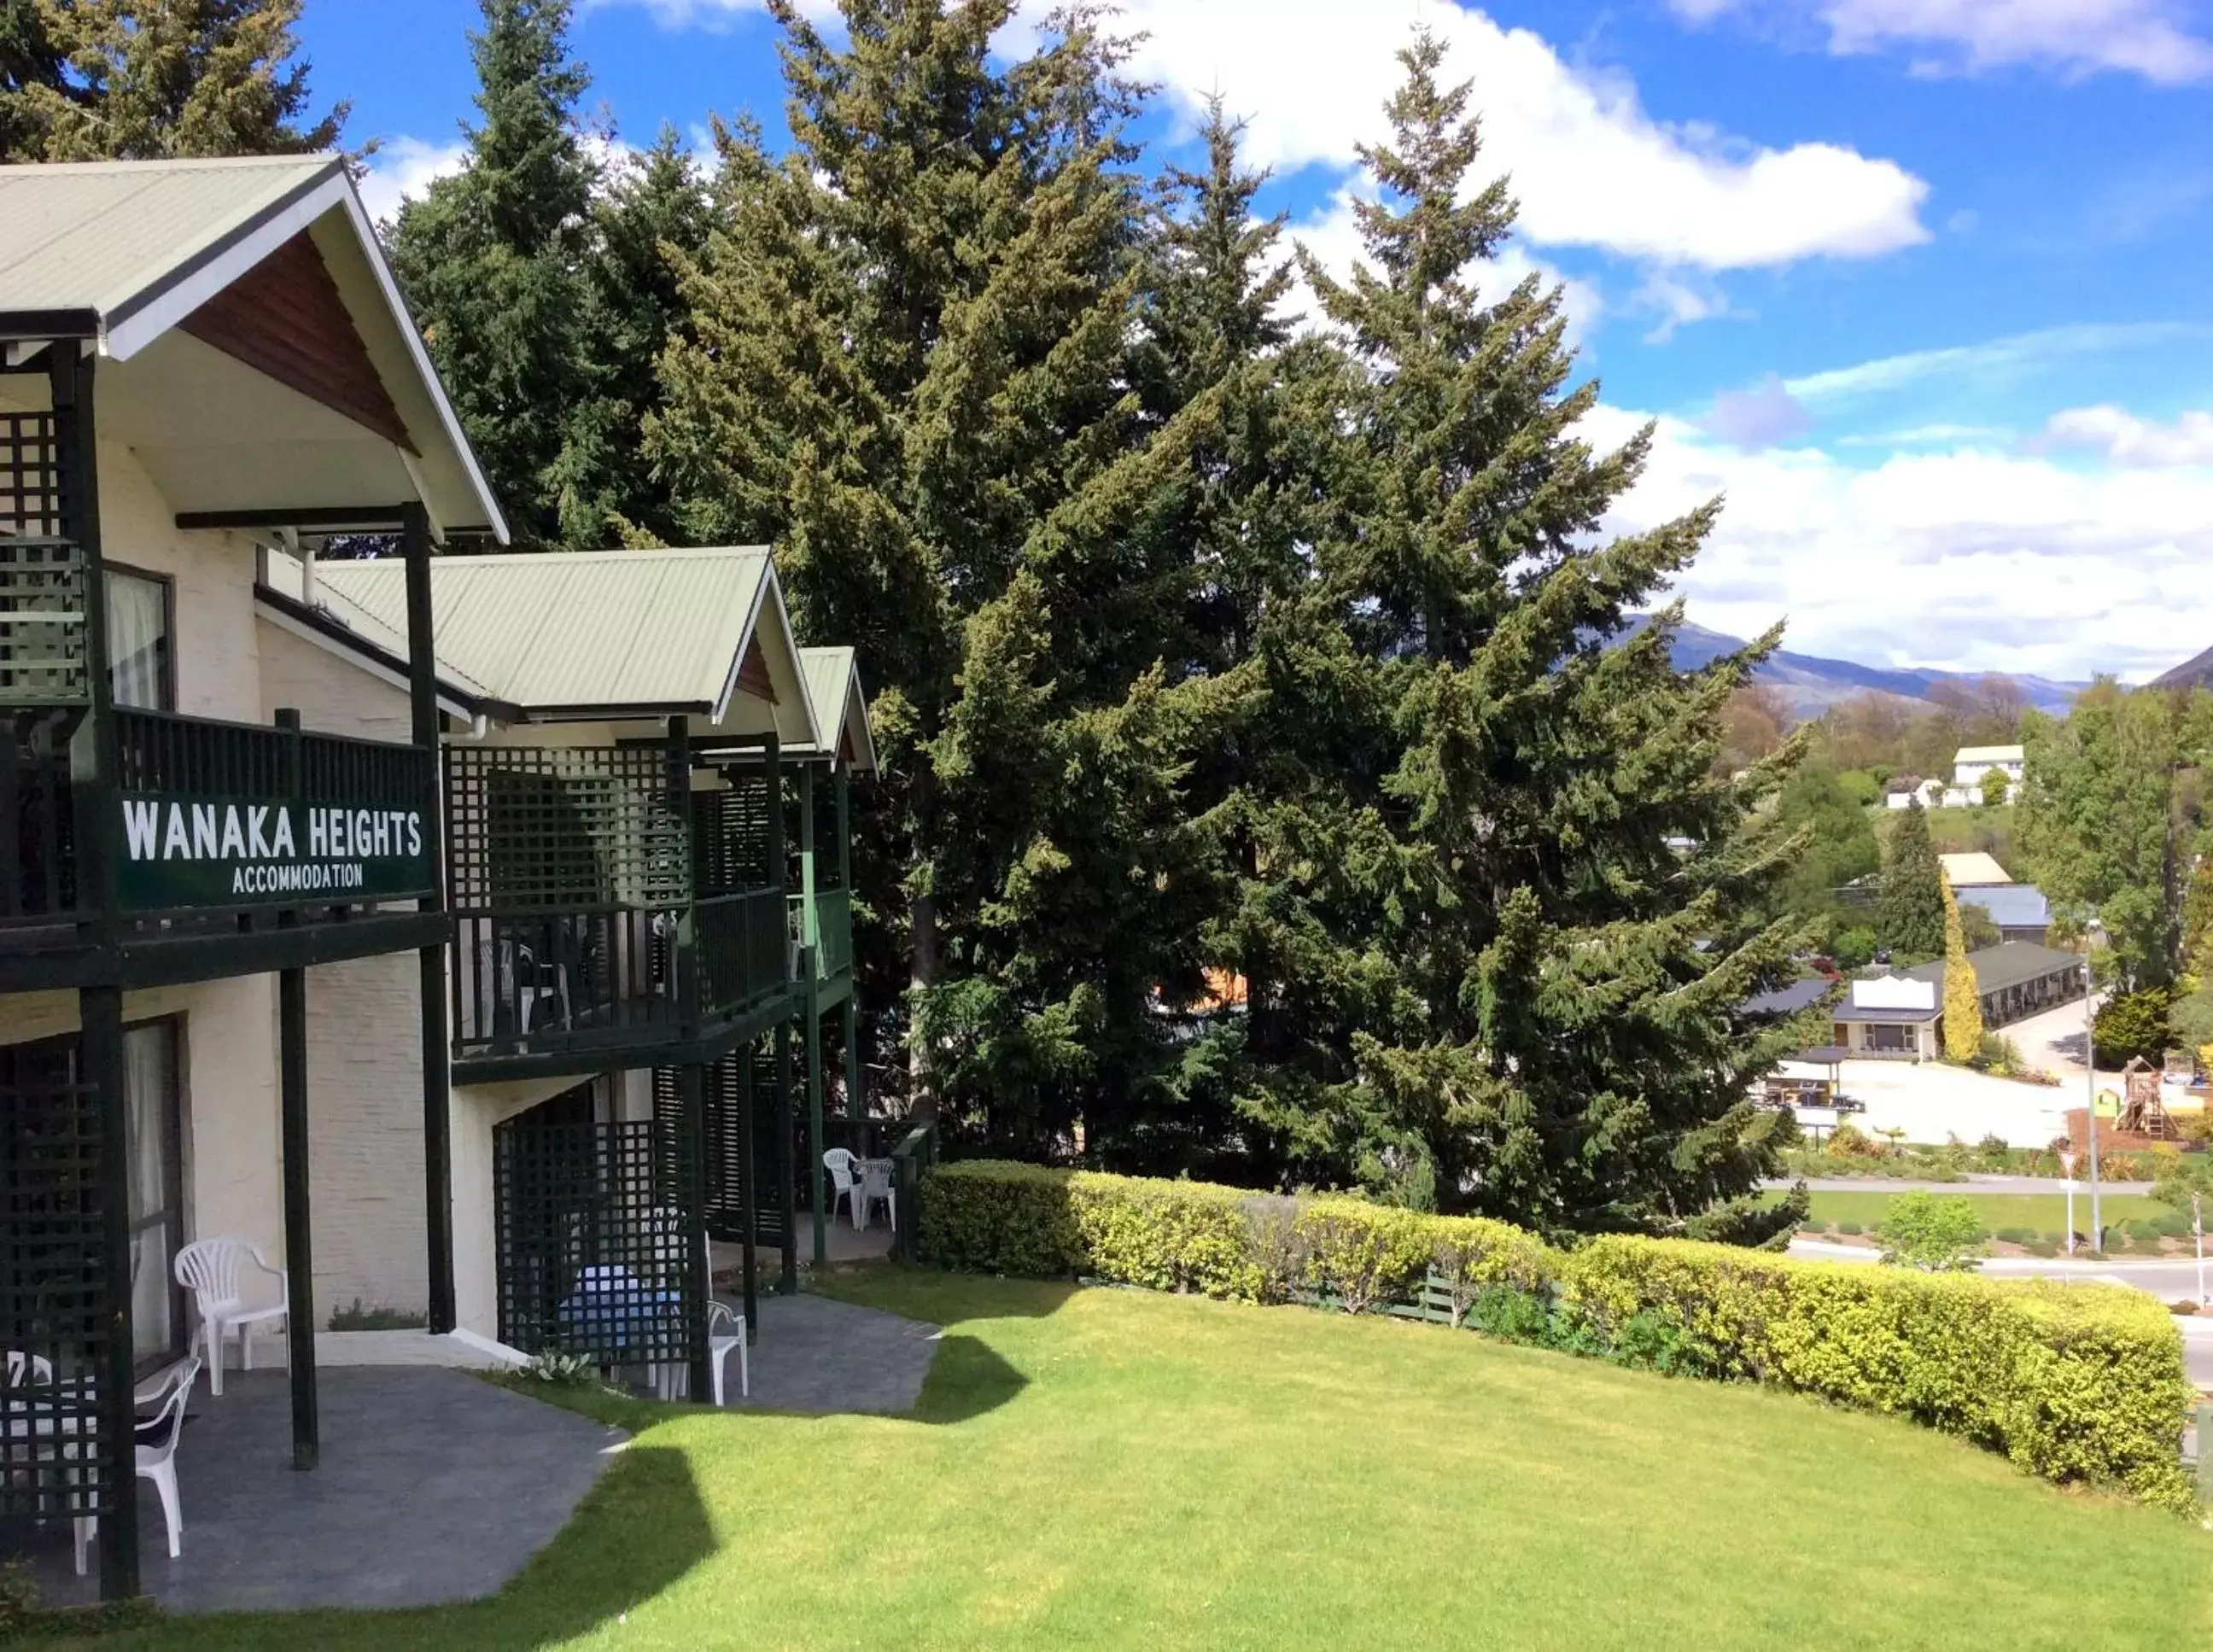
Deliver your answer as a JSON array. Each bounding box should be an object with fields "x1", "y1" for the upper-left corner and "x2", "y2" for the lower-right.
[
  {"x1": 650, "y1": 0, "x2": 1245, "y2": 1153},
  {"x1": 1877, "y1": 799, "x2": 1945, "y2": 960},
  {"x1": 550, "y1": 126, "x2": 712, "y2": 546},
  {"x1": 1940, "y1": 871, "x2": 1982, "y2": 1061},
  {"x1": 386, "y1": 0, "x2": 599, "y2": 548},
  {"x1": 1241, "y1": 32, "x2": 1808, "y2": 1240},
  {"x1": 0, "y1": 0, "x2": 345, "y2": 161}
]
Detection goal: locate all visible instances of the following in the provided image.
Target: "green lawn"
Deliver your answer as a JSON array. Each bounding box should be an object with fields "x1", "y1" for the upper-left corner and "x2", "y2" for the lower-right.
[
  {"x1": 1803, "y1": 1190, "x2": 2173, "y2": 1235},
  {"x1": 47, "y1": 1271, "x2": 2212, "y2": 1651}
]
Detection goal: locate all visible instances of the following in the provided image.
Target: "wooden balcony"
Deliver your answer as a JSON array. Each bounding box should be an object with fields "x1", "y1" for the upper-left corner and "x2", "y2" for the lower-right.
[
  {"x1": 790, "y1": 885, "x2": 854, "y2": 998},
  {"x1": 445, "y1": 745, "x2": 793, "y2": 1083},
  {"x1": 1, "y1": 705, "x2": 444, "y2": 990}
]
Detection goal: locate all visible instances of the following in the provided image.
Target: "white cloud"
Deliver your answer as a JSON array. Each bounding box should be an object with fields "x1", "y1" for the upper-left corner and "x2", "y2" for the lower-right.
[
  {"x1": 1075, "y1": 0, "x2": 1928, "y2": 271},
  {"x1": 1702, "y1": 377, "x2": 1811, "y2": 447},
  {"x1": 590, "y1": 0, "x2": 841, "y2": 26},
  {"x1": 1674, "y1": 0, "x2": 2213, "y2": 85},
  {"x1": 358, "y1": 137, "x2": 468, "y2": 225},
  {"x1": 1591, "y1": 402, "x2": 2213, "y2": 680},
  {"x1": 1782, "y1": 321, "x2": 2211, "y2": 406},
  {"x1": 2040, "y1": 405, "x2": 2213, "y2": 467}
]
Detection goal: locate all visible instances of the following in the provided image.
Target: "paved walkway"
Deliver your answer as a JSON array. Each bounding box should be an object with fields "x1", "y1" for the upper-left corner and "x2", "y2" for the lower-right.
[
  {"x1": 721, "y1": 1291, "x2": 940, "y2": 1415},
  {"x1": 13, "y1": 1366, "x2": 621, "y2": 1614}
]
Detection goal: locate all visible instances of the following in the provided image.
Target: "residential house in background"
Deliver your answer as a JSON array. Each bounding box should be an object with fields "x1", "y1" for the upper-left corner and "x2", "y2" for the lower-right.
[
  {"x1": 1952, "y1": 744, "x2": 2024, "y2": 795},
  {"x1": 1832, "y1": 942, "x2": 2082, "y2": 1059}
]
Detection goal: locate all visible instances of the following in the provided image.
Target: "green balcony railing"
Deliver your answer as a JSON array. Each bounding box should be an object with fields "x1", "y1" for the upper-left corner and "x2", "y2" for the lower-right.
[{"x1": 789, "y1": 886, "x2": 853, "y2": 980}]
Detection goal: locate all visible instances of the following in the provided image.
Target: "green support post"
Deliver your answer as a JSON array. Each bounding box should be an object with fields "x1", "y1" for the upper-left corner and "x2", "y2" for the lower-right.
[
  {"x1": 835, "y1": 764, "x2": 864, "y2": 1150},
  {"x1": 57, "y1": 347, "x2": 138, "y2": 1598},
  {"x1": 681, "y1": 1060, "x2": 713, "y2": 1401},
  {"x1": 776, "y1": 1017, "x2": 797, "y2": 1295},
  {"x1": 402, "y1": 504, "x2": 456, "y2": 1334},
  {"x1": 801, "y1": 765, "x2": 825, "y2": 1266},
  {"x1": 275, "y1": 709, "x2": 318, "y2": 1470},
  {"x1": 736, "y1": 1045, "x2": 759, "y2": 1338},
  {"x1": 82, "y1": 984, "x2": 138, "y2": 1598}
]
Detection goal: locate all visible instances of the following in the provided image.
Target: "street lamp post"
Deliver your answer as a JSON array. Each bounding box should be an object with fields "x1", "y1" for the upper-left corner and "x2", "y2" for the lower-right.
[
  {"x1": 2080, "y1": 950, "x2": 2098, "y2": 1256},
  {"x1": 2082, "y1": 920, "x2": 2104, "y2": 1254},
  {"x1": 2194, "y1": 1191, "x2": 2206, "y2": 1310}
]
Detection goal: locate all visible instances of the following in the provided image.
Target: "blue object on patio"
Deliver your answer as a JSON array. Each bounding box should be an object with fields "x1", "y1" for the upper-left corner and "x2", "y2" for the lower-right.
[{"x1": 557, "y1": 1265, "x2": 683, "y2": 1360}]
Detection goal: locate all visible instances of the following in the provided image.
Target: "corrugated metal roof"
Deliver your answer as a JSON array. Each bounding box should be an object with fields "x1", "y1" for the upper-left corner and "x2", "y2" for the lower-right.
[
  {"x1": 317, "y1": 547, "x2": 780, "y2": 715},
  {"x1": 1940, "y1": 851, "x2": 2012, "y2": 886},
  {"x1": 0, "y1": 155, "x2": 336, "y2": 318},
  {"x1": 1904, "y1": 941, "x2": 2082, "y2": 996},
  {"x1": 258, "y1": 548, "x2": 502, "y2": 706},
  {"x1": 1957, "y1": 884, "x2": 2051, "y2": 930},
  {"x1": 793, "y1": 645, "x2": 878, "y2": 771}
]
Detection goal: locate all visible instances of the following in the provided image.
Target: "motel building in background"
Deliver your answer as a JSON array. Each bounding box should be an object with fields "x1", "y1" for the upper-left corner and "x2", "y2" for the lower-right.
[{"x1": 0, "y1": 155, "x2": 881, "y2": 1602}]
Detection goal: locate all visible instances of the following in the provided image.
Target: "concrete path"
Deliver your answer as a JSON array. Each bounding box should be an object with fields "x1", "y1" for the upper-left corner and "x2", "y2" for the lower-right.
[
  {"x1": 1771, "y1": 1176, "x2": 2155, "y2": 1194},
  {"x1": 19, "y1": 1366, "x2": 622, "y2": 1614},
  {"x1": 721, "y1": 1291, "x2": 940, "y2": 1416}
]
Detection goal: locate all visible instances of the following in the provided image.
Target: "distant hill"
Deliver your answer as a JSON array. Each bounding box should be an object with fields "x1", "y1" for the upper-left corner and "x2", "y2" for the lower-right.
[
  {"x1": 2151, "y1": 643, "x2": 2213, "y2": 691},
  {"x1": 1623, "y1": 617, "x2": 2081, "y2": 718}
]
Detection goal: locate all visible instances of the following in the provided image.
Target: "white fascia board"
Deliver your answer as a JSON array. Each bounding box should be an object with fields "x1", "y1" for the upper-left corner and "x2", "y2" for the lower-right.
[
  {"x1": 102, "y1": 170, "x2": 352, "y2": 362},
  {"x1": 336, "y1": 183, "x2": 510, "y2": 545},
  {"x1": 713, "y1": 558, "x2": 819, "y2": 747}
]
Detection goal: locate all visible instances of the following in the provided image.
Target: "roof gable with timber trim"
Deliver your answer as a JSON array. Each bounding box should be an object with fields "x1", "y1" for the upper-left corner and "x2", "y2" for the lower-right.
[
  {"x1": 311, "y1": 546, "x2": 815, "y2": 743},
  {"x1": 0, "y1": 155, "x2": 504, "y2": 540},
  {"x1": 792, "y1": 645, "x2": 878, "y2": 773}
]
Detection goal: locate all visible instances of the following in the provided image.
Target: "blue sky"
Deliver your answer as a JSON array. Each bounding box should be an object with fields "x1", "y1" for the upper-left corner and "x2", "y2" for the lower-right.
[{"x1": 313, "y1": 0, "x2": 2213, "y2": 682}]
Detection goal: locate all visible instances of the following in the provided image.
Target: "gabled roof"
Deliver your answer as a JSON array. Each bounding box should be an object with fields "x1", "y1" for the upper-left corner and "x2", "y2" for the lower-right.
[
  {"x1": 256, "y1": 547, "x2": 508, "y2": 720},
  {"x1": 312, "y1": 547, "x2": 813, "y2": 738},
  {"x1": 0, "y1": 155, "x2": 503, "y2": 539},
  {"x1": 1905, "y1": 941, "x2": 2082, "y2": 998},
  {"x1": 1940, "y1": 851, "x2": 2012, "y2": 886},
  {"x1": 792, "y1": 645, "x2": 878, "y2": 773}
]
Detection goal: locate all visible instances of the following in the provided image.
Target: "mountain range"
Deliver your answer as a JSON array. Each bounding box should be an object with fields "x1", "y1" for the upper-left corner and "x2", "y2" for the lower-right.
[{"x1": 1625, "y1": 618, "x2": 2082, "y2": 718}]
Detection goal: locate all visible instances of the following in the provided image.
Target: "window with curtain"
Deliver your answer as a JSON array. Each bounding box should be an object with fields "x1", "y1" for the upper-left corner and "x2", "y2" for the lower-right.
[
  {"x1": 123, "y1": 1021, "x2": 186, "y2": 1372},
  {"x1": 105, "y1": 568, "x2": 172, "y2": 710}
]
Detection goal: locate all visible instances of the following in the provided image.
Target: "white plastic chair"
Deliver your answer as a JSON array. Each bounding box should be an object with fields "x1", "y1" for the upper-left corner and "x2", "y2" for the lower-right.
[
  {"x1": 174, "y1": 1240, "x2": 288, "y2": 1396},
  {"x1": 858, "y1": 1159, "x2": 896, "y2": 1233},
  {"x1": 74, "y1": 1356, "x2": 201, "y2": 1575},
  {"x1": 707, "y1": 1300, "x2": 750, "y2": 1405},
  {"x1": 823, "y1": 1148, "x2": 863, "y2": 1227}
]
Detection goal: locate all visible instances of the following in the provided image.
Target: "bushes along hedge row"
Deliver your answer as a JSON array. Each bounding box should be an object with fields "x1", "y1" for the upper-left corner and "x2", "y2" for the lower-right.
[{"x1": 918, "y1": 1160, "x2": 2198, "y2": 1513}]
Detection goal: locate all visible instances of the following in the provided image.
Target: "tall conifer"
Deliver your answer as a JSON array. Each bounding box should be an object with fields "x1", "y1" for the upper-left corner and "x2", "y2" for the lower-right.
[
  {"x1": 0, "y1": 0, "x2": 344, "y2": 161},
  {"x1": 386, "y1": 0, "x2": 599, "y2": 547},
  {"x1": 651, "y1": 0, "x2": 1244, "y2": 1153},
  {"x1": 1255, "y1": 33, "x2": 1806, "y2": 1238},
  {"x1": 1877, "y1": 798, "x2": 1945, "y2": 960}
]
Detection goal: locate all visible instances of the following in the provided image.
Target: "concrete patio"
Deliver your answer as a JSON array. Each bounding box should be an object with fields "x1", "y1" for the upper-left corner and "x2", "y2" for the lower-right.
[
  {"x1": 721, "y1": 1290, "x2": 940, "y2": 1414},
  {"x1": 6, "y1": 1365, "x2": 622, "y2": 1614}
]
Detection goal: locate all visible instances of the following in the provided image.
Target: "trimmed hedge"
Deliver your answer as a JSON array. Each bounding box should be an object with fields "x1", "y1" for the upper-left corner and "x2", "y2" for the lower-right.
[{"x1": 919, "y1": 1160, "x2": 2198, "y2": 1513}]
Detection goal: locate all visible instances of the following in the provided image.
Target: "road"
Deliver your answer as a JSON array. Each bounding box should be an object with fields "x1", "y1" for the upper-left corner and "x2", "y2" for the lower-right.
[{"x1": 1769, "y1": 1176, "x2": 2156, "y2": 1194}]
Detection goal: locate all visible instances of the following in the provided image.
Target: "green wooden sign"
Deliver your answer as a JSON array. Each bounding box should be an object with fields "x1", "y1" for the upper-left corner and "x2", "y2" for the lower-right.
[{"x1": 115, "y1": 793, "x2": 433, "y2": 912}]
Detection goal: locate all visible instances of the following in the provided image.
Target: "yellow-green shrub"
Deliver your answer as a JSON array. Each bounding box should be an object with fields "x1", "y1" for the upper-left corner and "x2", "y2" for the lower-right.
[
  {"x1": 1560, "y1": 1235, "x2": 2198, "y2": 1512},
  {"x1": 917, "y1": 1162, "x2": 2196, "y2": 1511}
]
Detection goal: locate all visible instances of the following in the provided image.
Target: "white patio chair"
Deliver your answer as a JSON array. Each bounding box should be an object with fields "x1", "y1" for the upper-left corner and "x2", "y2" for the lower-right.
[
  {"x1": 174, "y1": 1239, "x2": 288, "y2": 1396},
  {"x1": 74, "y1": 1356, "x2": 201, "y2": 1575},
  {"x1": 823, "y1": 1148, "x2": 863, "y2": 1228},
  {"x1": 707, "y1": 1300, "x2": 750, "y2": 1405},
  {"x1": 858, "y1": 1159, "x2": 896, "y2": 1233}
]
